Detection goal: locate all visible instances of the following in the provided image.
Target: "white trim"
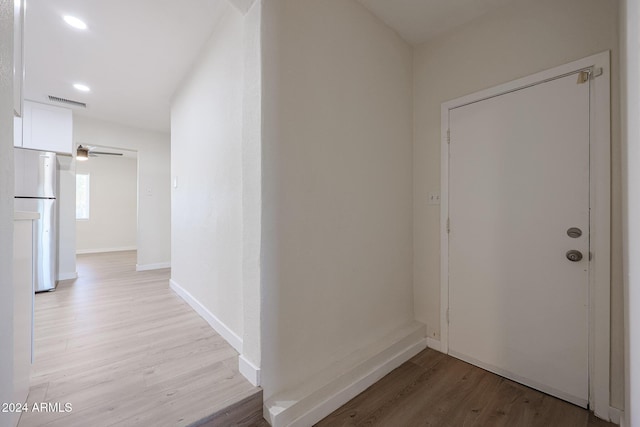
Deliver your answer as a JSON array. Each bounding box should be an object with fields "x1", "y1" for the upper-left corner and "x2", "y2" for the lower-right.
[
  {"x1": 440, "y1": 101, "x2": 450, "y2": 355},
  {"x1": 588, "y1": 52, "x2": 612, "y2": 420},
  {"x1": 264, "y1": 322, "x2": 426, "y2": 427},
  {"x1": 609, "y1": 407, "x2": 623, "y2": 425},
  {"x1": 169, "y1": 279, "x2": 243, "y2": 353},
  {"x1": 57, "y1": 272, "x2": 77, "y2": 281},
  {"x1": 76, "y1": 246, "x2": 137, "y2": 255},
  {"x1": 426, "y1": 337, "x2": 442, "y2": 352},
  {"x1": 239, "y1": 354, "x2": 261, "y2": 386},
  {"x1": 440, "y1": 52, "x2": 611, "y2": 415},
  {"x1": 136, "y1": 262, "x2": 171, "y2": 271}
]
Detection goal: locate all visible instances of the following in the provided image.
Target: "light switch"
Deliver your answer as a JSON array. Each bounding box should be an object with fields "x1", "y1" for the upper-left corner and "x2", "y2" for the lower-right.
[
  {"x1": 428, "y1": 192, "x2": 441, "y2": 205},
  {"x1": 146, "y1": 187, "x2": 153, "y2": 197}
]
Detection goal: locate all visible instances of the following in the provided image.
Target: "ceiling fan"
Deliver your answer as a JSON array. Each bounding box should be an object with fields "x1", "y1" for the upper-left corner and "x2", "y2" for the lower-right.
[{"x1": 76, "y1": 145, "x2": 124, "y2": 161}]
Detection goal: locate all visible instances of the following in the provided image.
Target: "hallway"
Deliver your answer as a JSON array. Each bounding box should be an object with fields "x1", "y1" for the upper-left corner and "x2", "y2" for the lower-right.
[{"x1": 18, "y1": 251, "x2": 262, "y2": 427}]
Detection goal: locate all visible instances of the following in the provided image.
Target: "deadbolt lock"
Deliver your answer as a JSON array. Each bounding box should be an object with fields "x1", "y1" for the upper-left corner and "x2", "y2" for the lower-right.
[
  {"x1": 566, "y1": 250, "x2": 583, "y2": 262},
  {"x1": 567, "y1": 227, "x2": 582, "y2": 238}
]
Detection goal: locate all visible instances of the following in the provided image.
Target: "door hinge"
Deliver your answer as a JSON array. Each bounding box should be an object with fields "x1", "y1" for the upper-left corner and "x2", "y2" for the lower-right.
[
  {"x1": 577, "y1": 70, "x2": 590, "y2": 84},
  {"x1": 446, "y1": 307, "x2": 450, "y2": 324},
  {"x1": 446, "y1": 218, "x2": 450, "y2": 234},
  {"x1": 447, "y1": 129, "x2": 451, "y2": 144},
  {"x1": 577, "y1": 67, "x2": 603, "y2": 84}
]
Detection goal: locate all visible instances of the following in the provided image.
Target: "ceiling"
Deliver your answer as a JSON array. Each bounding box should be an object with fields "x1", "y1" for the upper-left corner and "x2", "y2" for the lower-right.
[
  {"x1": 24, "y1": 0, "x2": 228, "y2": 133},
  {"x1": 357, "y1": 0, "x2": 517, "y2": 45},
  {"x1": 24, "y1": 0, "x2": 515, "y2": 134}
]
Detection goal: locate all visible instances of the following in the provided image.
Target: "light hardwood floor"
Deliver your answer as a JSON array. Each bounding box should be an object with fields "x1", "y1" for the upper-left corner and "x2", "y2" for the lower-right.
[
  {"x1": 317, "y1": 348, "x2": 616, "y2": 427},
  {"x1": 18, "y1": 251, "x2": 263, "y2": 427}
]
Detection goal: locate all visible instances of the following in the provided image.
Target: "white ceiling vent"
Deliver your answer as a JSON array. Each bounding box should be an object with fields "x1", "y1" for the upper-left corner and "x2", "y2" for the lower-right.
[{"x1": 48, "y1": 95, "x2": 87, "y2": 108}]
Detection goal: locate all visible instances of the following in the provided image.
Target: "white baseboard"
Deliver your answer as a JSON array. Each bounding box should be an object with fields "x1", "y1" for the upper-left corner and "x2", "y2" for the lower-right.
[
  {"x1": 57, "y1": 272, "x2": 77, "y2": 281},
  {"x1": 239, "y1": 354, "x2": 261, "y2": 386},
  {"x1": 136, "y1": 262, "x2": 171, "y2": 271},
  {"x1": 264, "y1": 322, "x2": 426, "y2": 427},
  {"x1": 76, "y1": 246, "x2": 137, "y2": 255},
  {"x1": 426, "y1": 337, "x2": 442, "y2": 352},
  {"x1": 609, "y1": 407, "x2": 623, "y2": 425},
  {"x1": 169, "y1": 279, "x2": 243, "y2": 353}
]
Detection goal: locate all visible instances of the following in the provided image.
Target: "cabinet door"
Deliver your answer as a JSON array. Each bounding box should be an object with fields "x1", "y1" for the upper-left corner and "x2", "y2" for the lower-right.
[{"x1": 23, "y1": 101, "x2": 73, "y2": 154}]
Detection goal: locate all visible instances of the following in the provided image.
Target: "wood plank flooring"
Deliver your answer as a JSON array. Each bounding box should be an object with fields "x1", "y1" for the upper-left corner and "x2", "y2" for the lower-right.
[
  {"x1": 316, "y1": 348, "x2": 617, "y2": 427},
  {"x1": 18, "y1": 251, "x2": 262, "y2": 427},
  {"x1": 23, "y1": 252, "x2": 617, "y2": 426}
]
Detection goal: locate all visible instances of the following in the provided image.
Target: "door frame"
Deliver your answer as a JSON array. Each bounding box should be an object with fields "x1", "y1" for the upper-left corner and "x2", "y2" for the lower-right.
[{"x1": 440, "y1": 51, "x2": 611, "y2": 418}]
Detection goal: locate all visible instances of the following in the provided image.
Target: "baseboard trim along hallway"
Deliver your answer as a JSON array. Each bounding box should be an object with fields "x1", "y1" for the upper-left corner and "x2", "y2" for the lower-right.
[
  {"x1": 169, "y1": 279, "x2": 243, "y2": 353},
  {"x1": 426, "y1": 337, "x2": 442, "y2": 352},
  {"x1": 76, "y1": 246, "x2": 137, "y2": 255},
  {"x1": 239, "y1": 355, "x2": 261, "y2": 387},
  {"x1": 136, "y1": 261, "x2": 171, "y2": 271},
  {"x1": 264, "y1": 321, "x2": 426, "y2": 427}
]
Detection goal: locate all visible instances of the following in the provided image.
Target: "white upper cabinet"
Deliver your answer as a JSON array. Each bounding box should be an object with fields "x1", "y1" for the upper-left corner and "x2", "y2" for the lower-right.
[{"x1": 21, "y1": 100, "x2": 73, "y2": 154}]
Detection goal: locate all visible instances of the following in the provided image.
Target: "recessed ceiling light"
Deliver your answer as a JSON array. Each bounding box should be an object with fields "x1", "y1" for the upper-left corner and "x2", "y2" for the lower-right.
[
  {"x1": 73, "y1": 83, "x2": 90, "y2": 92},
  {"x1": 63, "y1": 15, "x2": 87, "y2": 30}
]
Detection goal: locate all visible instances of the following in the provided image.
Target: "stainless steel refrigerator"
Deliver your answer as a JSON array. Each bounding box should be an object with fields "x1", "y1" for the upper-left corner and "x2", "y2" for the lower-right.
[{"x1": 14, "y1": 148, "x2": 58, "y2": 292}]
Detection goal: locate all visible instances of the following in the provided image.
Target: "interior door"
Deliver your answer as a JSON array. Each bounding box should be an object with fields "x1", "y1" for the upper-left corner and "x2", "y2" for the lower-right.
[{"x1": 448, "y1": 72, "x2": 590, "y2": 407}]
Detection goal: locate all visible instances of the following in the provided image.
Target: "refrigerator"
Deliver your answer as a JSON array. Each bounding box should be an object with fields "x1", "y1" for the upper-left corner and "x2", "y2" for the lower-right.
[{"x1": 14, "y1": 148, "x2": 58, "y2": 292}]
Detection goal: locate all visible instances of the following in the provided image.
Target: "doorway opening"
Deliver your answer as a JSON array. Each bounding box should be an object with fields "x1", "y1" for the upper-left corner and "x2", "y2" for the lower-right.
[{"x1": 75, "y1": 145, "x2": 138, "y2": 260}]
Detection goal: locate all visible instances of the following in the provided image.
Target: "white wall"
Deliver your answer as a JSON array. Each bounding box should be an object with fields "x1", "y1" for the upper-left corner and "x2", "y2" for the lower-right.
[
  {"x1": 621, "y1": 0, "x2": 639, "y2": 425},
  {"x1": 412, "y1": 0, "x2": 622, "y2": 408},
  {"x1": 170, "y1": 4, "x2": 245, "y2": 344},
  {"x1": 76, "y1": 155, "x2": 137, "y2": 253},
  {"x1": 0, "y1": 1, "x2": 15, "y2": 426},
  {"x1": 261, "y1": 0, "x2": 416, "y2": 423},
  {"x1": 57, "y1": 156, "x2": 77, "y2": 280},
  {"x1": 72, "y1": 116, "x2": 170, "y2": 270}
]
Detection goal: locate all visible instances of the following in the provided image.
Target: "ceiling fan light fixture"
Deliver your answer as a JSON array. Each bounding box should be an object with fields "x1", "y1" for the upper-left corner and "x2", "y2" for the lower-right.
[{"x1": 77, "y1": 145, "x2": 89, "y2": 161}]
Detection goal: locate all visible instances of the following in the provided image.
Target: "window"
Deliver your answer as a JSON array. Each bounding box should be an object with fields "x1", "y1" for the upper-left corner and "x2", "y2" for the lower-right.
[{"x1": 76, "y1": 173, "x2": 90, "y2": 220}]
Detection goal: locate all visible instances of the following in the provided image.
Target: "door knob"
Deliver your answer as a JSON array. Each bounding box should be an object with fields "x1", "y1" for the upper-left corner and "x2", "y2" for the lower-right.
[{"x1": 566, "y1": 250, "x2": 583, "y2": 262}]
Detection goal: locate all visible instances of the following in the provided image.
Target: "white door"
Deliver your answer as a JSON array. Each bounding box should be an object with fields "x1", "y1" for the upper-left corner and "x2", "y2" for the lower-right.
[{"x1": 448, "y1": 72, "x2": 590, "y2": 407}]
